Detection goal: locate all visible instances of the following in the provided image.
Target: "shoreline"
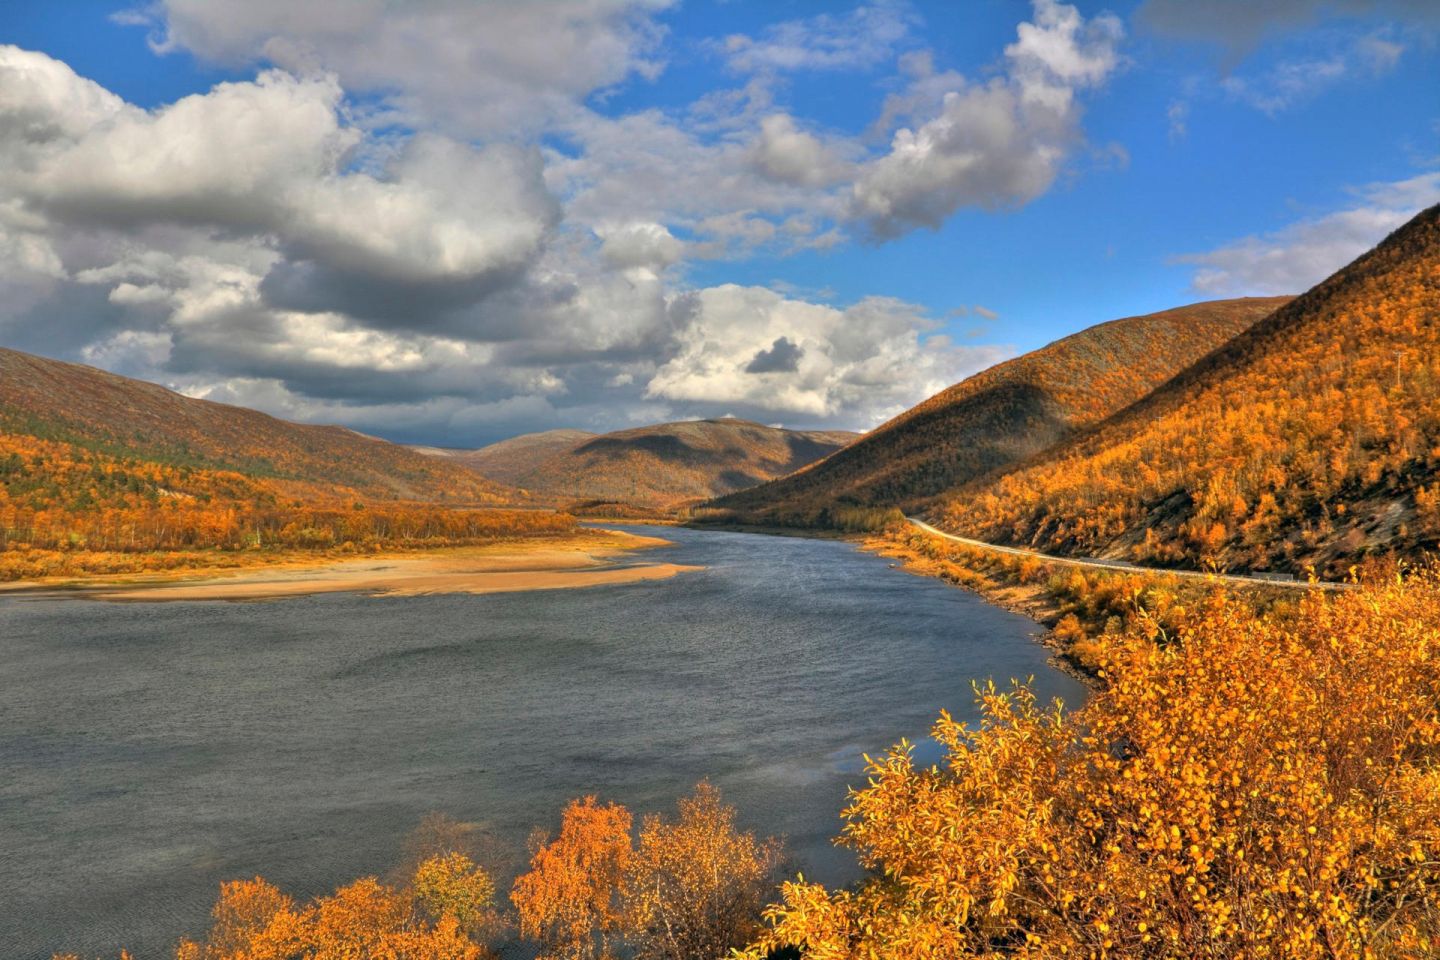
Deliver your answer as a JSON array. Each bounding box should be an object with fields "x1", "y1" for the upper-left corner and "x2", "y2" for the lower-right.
[
  {"x1": 683, "y1": 519, "x2": 1096, "y2": 685},
  {"x1": 0, "y1": 528, "x2": 699, "y2": 602}
]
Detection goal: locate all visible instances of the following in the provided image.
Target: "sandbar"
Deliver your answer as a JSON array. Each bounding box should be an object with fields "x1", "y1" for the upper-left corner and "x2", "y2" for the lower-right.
[{"x1": 2, "y1": 529, "x2": 700, "y2": 602}]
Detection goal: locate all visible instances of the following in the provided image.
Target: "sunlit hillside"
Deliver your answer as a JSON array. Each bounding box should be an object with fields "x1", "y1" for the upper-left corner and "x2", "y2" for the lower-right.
[
  {"x1": 0, "y1": 348, "x2": 512, "y2": 504},
  {"x1": 935, "y1": 204, "x2": 1440, "y2": 576},
  {"x1": 707, "y1": 297, "x2": 1288, "y2": 528},
  {"x1": 0, "y1": 349, "x2": 578, "y2": 580}
]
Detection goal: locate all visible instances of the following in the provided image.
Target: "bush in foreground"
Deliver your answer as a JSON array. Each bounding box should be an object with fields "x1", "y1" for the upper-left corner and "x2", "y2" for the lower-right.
[{"x1": 746, "y1": 569, "x2": 1440, "y2": 959}]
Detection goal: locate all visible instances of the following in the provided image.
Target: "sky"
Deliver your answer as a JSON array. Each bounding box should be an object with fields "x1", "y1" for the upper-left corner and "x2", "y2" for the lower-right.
[{"x1": 0, "y1": 0, "x2": 1436, "y2": 446}]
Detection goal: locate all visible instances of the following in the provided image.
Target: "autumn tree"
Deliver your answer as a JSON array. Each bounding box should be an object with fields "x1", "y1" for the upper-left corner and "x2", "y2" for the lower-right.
[
  {"x1": 511, "y1": 796, "x2": 634, "y2": 960},
  {"x1": 624, "y1": 781, "x2": 785, "y2": 960},
  {"x1": 173, "y1": 862, "x2": 492, "y2": 960}
]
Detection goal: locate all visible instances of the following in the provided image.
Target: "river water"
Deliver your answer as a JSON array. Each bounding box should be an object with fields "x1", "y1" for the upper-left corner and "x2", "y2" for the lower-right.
[{"x1": 0, "y1": 526, "x2": 1084, "y2": 958}]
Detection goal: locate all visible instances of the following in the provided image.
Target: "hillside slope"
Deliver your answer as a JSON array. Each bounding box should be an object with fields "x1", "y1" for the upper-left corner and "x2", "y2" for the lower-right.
[
  {"x1": 0, "y1": 348, "x2": 511, "y2": 504},
  {"x1": 444, "y1": 429, "x2": 597, "y2": 485},
  {"x1": 934, "y1": 204, "x2": 1440, "y2": 576},
  {"x1": 709, "y1": 297, "x2": 1288, "y2": 527},
  {"x1": 500, "y1": 418, "x2": 857, "y2": 511}
]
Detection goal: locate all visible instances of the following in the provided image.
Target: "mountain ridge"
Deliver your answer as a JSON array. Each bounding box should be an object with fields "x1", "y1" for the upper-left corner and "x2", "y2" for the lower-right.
[
  {"x1": 706, "y1": 296, "x2": 1290, "y2": 527},
  {"x1": 933, "y1": 204, "x2": 1440, "y2": 575}
]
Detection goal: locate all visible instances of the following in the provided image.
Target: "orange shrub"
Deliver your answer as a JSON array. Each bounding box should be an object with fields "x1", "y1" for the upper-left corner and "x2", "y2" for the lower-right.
[{"x1": 748, "y1": 567, "x2": 1440, "y2": 959}]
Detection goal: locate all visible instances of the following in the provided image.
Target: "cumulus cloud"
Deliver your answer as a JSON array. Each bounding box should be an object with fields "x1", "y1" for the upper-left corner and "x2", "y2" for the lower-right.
[
  {"x1": 848, "y1": 0, "x2": 1124, "y2": 238},
  {"x1": 0, "y1": 49, "x2": 561, "y2": 334},
  {"x1": 647, "y1": 285, "x2": 1007, "y2": 423},
  {"x1": 595, "y1": 221, "x2": 685, "y2": 273},
  {"x1": 132, "y1": 0, "x2": 675, "y2": 135},
  {"x1": 1173, "y1": 171, "x2": 1440, "y2": 296},
  {"x1": 2, "y1": 0, "x2": 1120, "y2": 445},
  {"x1": 748, "y1": 114, "x2": 854, "y2": 187}
]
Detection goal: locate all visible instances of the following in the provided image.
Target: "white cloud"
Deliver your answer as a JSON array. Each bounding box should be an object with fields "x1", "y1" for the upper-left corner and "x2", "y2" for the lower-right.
[
  {"x1": 0, "y1": 0, "x2": 1125, "y2": 444},
  {"x1": 1174, "y1": 171, "x2": 1440, "y2": 295},
  {"x1": 0, "y1": 49, "x2": 559, "y2": 335},
  {"x1": 595, "y1": 221, "x2": 685, "y2": 274},
  {"x1": 848, "y1": 0, "x2": 1123, "y2": 238},
  {"x1": 1218, "y1": 30, "x2": 1405, "y2": 114},
  {"x1": 646, "y1": 285, "x2": 1007, "y2": 423},
  {"x1": 748, "y1": 114, "x2": 854, "y2": 187},
  {"x1": 136, "y1": 0, "x2": 675, "y2": 135},
  {"x1": 715, "y1": 1, "x2": 917, "y2": 74}
]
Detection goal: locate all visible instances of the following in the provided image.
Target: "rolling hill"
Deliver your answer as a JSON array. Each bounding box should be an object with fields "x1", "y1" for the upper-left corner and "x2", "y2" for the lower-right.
[
  {"x1": 706, "y1": 297, "x2": 1288, "y2": 528},
  {"x1": 452, "y1": 418, "x2": 857, "y2": 512},
  {"x1": 0, "y1": 347, "x2": 512, "y2": 504},
  {"x1": 933, "y1": 203, "x2": 1440, "y2": 576},
  {"x1": 0, "y1": 349, "x2": 585, "y2": 578},
  {"x1": 433, "y1": 429, "x2": 598, "y2": 486}
]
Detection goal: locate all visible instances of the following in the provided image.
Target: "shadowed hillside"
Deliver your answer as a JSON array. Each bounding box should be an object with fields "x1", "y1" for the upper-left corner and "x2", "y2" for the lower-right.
[
  {"x1": 934, "y1": 204, "x2": 1440, "y2": 576},
  {"x1": 0, "y1": 348, "x2": 511, "y2": 504},
  {"x1": 484, "y1": 418, "x2": 857, "y2": 512},
  {"x1": 706, "y1": 297, "x2": 1288, "y2": 528}
]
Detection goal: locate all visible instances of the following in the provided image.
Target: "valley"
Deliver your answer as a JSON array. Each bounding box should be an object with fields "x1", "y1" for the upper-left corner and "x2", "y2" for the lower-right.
[{"x1": 5, "y1": 5, "x2": 1438, "y2": 955}]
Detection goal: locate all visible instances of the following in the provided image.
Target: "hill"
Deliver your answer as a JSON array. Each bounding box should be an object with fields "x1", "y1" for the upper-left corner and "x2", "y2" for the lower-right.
[
  {"x1": 0, "y1": 349, "x2": 579, "y2": 579},
  {"x1": 706, "y1": 297, "x2": 1288, "y2": 528},
  {"x1": 933, "y1": 204, "x2": 1440, "y2": 577},
  {"x1": 441, "y1": 429, "x2": 598, "y2": 485},
  {"x1": 0, "y1": 348, "x2": 511, "y2": 504},
  {"x1": 475, "y1": 418, "x2": 857, "y2": 512}
]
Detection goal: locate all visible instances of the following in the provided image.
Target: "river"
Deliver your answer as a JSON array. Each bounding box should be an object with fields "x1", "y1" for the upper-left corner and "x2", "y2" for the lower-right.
[{"x1": 0, "y1": 525, "x2": 1084, "y2": 957}]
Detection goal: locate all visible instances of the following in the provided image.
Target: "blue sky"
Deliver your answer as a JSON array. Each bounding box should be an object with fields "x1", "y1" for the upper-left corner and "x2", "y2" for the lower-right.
[{"x1": 0, "y1": 0, "x2": 1436, "y2": 444}]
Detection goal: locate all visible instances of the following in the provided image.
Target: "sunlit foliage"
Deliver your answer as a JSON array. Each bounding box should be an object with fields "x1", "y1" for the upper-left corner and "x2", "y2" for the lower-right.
[
  {"x1": 872, "y1": 525, "x2": 1299, "y2": 670},
  {"x1": 708, "y1": 298, "x2": 1285, "y2": 529},
  {"x1": 163, "y1": 856, "x2": 495, "y2": 960},
  {"x1": 748, "y1": 567, "x2": 1440, "y2": 959},
  {"x1": 512, "y1": 796, "x2": 634, "y2": 960},
  {"x1": 624, "y1": 781, "x2": 785, "y2": 960},
  {"x1": 938, "y1": 205, "x2": 1440, "y2": 577},
  {"x1": 511, "y1": 784, "x2": 785, "y2": 960},
  {"x1": 0, "y1": 428, "x2": 575, "y2": 579}
]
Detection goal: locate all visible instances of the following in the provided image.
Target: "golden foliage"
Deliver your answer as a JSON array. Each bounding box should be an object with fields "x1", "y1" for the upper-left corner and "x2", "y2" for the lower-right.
[
  {"x1": 938, "y1": 205, "x2": 1440, "y2": 577},
  {"x1": 0, "y1": 430, "x2": 574, "y2": 580},
  {"x1": 510, "y1": 784, "x2": 785, "y2": 960},
  {"x1": 512, "y1": 796, "x2": 634, "y2": 960},
  {"x1": 624, "y1": 781, "x2": 785, "y2": 960},
  {"x1": 748, "y1": 568, "x2": 1440, "y2": 959},
  {"x1": 170, "y1": 862, "x2": 493, "y2": 960}
]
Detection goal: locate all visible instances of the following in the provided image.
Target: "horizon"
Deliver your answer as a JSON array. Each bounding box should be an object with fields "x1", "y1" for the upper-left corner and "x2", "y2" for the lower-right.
[{"x1": 1, "y1": 0, "x2": 1437, "y2": 446}]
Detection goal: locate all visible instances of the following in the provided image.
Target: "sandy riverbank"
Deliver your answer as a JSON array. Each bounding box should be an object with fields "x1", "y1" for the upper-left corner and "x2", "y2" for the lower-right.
[{"x1": 1, "y1": 528, "x2": 700, "y2": 602}]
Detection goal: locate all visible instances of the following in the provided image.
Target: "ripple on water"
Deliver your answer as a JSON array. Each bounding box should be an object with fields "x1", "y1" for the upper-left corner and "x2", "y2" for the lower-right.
[{"x1": 0, "y1": 525, "x2": 1084, "y2": 959}]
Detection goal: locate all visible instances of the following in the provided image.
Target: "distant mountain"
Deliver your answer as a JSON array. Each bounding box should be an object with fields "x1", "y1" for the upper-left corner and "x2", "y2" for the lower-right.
[
  {"x1": 934, "y1": 204, "x2": 1440, "y2": 576},
  {"x1": 709, "y1": 297, "x2": 1288, "y2": 527},
  {"x1": 0, "y1": 348, "x2": 513, "y2": 504},
  {"x1": 437, "y1": 429, "x2": 598, "y2": 486},
  {"x1": 449, "y1": 419, "x2": 857, "y2": 511}
]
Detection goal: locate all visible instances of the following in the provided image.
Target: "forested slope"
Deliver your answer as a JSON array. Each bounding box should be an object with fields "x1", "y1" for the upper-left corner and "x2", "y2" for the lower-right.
[
  {"x1": 934, "y1": 204, "x2": 1440, "y2": 576},
  {"x1": 708, "y1": 297, "x2": 1287, "y2": 528}
]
